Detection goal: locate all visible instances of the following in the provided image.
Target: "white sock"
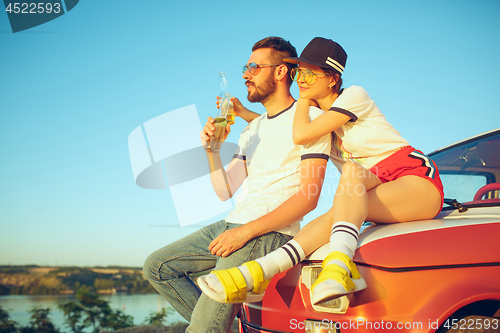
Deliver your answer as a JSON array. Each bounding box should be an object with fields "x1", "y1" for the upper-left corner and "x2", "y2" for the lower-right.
[
  {"x1": 326, "y1": 222, "x2": 360, "y2": 271},
  {"x1": 205, "y1": 240, "x2": 305, "y2": 293},
  {"x1": 255, "y1": 239, "x2": 306, "y2": 280}
]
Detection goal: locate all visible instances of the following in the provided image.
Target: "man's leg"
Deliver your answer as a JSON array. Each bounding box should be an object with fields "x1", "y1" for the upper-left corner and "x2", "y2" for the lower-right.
[
  {"x1": 187, "y1": 223, "x2": 292, "y2": 332},
  {"x1": 143, "y1": 220, "x2": 227, "y2": 322}
]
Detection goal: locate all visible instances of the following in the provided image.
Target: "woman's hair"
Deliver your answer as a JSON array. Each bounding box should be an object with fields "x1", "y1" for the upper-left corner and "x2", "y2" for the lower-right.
[
  {"x1": 323, "y1": 67, "x2": 343, "y2": 94},
  {"x1": 252, "y1": 36, "x2": 297, "y2": 87}
]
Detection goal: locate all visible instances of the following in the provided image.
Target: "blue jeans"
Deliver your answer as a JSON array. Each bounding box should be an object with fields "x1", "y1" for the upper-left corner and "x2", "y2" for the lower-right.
[{"x1": 143, "y1": 220, "x2": 292, "y2": 332}]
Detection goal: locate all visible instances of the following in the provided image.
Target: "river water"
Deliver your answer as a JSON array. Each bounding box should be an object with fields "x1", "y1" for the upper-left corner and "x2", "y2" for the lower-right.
[{"x1": 0, "y1": 293, "x2": 187, "y2": 329}]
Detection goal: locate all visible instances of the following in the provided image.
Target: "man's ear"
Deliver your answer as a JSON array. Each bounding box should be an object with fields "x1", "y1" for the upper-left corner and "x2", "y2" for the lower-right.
[{"x1": 275, "y1": 64, "x2": 289, "y2": 81}]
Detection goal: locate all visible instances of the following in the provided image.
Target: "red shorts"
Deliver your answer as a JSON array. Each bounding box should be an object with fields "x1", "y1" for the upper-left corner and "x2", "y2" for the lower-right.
[{"x1": 368, "y1": 146, "x2": 444, "y2": 212}]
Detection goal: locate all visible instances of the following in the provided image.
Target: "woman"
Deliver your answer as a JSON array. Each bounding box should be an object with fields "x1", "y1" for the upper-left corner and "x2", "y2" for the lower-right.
[{"x1": 198, "y1": 37, "x2": 444, "y2": 305}]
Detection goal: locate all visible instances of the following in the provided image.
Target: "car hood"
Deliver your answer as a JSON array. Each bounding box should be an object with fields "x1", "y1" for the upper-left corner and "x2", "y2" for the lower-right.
[{"x1": 306, "y1": 206, "x2": 500, "y2": 269}]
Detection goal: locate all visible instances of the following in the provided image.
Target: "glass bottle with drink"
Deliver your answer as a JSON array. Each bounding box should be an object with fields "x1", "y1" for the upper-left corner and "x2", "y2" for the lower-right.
[
  {"x1": 206, "y1": 71, "x2": 234, "y2": 152},
  {"x1": 219, "y1": 70, "x2": 235, "y2": 125}
]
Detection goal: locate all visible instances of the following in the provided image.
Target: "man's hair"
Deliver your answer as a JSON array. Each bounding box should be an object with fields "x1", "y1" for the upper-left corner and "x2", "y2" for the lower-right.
[{"x1": 252, "y1": 36, "x2": 297, "y2": 86}]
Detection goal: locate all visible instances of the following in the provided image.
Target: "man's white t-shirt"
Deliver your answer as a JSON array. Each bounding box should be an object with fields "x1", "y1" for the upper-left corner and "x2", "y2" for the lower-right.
[{"x1": 225, "y1": 102, "x2": 331, "y2": 236}]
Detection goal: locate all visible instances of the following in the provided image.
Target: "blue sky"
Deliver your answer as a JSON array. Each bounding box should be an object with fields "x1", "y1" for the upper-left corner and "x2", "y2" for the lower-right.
[{"x1": 1, "y1": 0, "x2": 499, "y2": 267}]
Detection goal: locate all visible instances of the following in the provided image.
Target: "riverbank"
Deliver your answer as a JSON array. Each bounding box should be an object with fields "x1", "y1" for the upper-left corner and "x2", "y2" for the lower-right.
[{"x1": 0, "y1": 265, "x2": 155, "y2": 295}]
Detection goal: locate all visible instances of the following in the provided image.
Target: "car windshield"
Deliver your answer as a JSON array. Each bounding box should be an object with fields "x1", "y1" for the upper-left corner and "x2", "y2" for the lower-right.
[{"x1": 429, "y1": 129, "x2": 500, "y2": 209}]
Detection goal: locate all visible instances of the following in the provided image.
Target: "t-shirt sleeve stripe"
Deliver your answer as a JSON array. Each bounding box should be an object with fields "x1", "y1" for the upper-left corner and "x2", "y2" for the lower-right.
[
  {"x1": 301, "y1": 153, "x2": 329, "y2": 161},
  {"x1": 329, "y1": 107, "x2": 358, "y2": 122},
  {"x1": 233, "y1": 154, "x2": 246, "y2": 160}
]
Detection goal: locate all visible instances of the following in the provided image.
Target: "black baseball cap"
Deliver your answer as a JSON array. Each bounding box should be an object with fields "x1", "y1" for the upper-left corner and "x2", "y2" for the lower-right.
[{"x1": 283, "y1": 37, "x2": 347, "y2": 76}]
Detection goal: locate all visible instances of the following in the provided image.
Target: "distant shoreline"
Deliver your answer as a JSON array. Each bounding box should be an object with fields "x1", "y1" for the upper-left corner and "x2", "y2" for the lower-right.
[{"x1": 1, "y1": 265, "x2": 156, "y2": 296}]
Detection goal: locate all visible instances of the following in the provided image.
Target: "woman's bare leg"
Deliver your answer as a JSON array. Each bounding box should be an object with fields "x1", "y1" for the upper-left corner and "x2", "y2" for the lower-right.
[
  {"x1": 311, "y1": 162, "x2": 442, "y2": 303},
  {"x1": 293, "y1": 161, "x2": 382, "y2": 255},
  {"x1": 365, "y1": 175, "x2": 442, "y2": 223},
  {"x1": 287, "y1": 162, "x2": 442, "y2": 255},
  {"x1": 292, "y1": 208, "x2": 334, "y2": 255}
]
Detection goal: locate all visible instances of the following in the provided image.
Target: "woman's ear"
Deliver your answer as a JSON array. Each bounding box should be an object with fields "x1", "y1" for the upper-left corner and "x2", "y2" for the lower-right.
[{"x1": 329, "y1": 74, "x2": 339, "y2": 89}]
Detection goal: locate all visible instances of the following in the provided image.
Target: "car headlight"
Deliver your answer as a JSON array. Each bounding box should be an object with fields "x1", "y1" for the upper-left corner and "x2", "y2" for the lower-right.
[{"x1": 301, "y1": 265, "x2": 349, "y2": 314}]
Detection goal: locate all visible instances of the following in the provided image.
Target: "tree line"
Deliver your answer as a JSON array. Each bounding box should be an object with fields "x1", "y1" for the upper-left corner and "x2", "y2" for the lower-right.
[
  {"x1": 0, "y1": 287, "x2": 187, "y2": 333},
  {"x1": 0, "y1": 266, "x2": 155, "y2": 296}
]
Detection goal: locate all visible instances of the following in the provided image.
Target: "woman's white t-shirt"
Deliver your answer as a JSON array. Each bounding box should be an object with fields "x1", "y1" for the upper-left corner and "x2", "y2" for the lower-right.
[{"x1": 328, "y1": 86, "x2": 409, "y2": 171}]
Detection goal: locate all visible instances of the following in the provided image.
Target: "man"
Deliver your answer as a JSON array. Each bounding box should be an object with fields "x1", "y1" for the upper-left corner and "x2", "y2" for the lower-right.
[{"x1": 143, "y1": 37, "x2": 331, "y2": 332}]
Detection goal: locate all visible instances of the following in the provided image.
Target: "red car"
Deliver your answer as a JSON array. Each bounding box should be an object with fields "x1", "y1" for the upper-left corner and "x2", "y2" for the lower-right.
[{"x1": 238, "y1": 128, "x2": 500, "y2": 333}]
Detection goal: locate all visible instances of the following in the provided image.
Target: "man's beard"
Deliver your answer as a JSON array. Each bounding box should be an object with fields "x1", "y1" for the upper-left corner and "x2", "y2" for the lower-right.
[{"x1": 247, "y1": 73, "x2": 276, "y2": 103}]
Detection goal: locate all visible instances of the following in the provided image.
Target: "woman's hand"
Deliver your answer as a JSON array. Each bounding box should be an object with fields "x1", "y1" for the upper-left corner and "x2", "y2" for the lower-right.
[
  {"x1": 217, "y1": 96, "x2": 244, "y2": 117},
  {"x1": 229, "y1": 97, "x2": 247, "y2": 118},
  {"x1": 297, "y1": 98, "x2": 319, "y2": 108},
  {"x1": 217, "y1": 96, "x2": 261, "y2": 124}
]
